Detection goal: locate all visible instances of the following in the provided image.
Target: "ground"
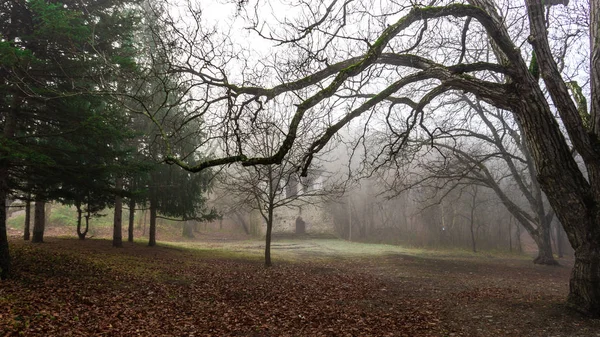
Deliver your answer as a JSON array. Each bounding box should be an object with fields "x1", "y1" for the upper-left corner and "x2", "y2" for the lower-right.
[{"x1": 1, "y1": 234, "x2": 599, "y2": 336}]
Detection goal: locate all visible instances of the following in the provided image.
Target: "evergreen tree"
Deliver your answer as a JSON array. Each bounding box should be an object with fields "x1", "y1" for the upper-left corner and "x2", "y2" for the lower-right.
[{"x1": 0, "y1": 0, "x2": 141, "y2": 278}]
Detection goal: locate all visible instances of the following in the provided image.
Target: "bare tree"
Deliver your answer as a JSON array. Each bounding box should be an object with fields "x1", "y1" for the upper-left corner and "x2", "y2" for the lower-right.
[
  {"x1": 381, "y1": 94, "x2": 559, "y2": 264},
  {"x1": 217, "y1": 118, "x2": 341, "y2": 267},
  {"x1": 142, "y1": 0, "x2": 599, "y2": 315}
]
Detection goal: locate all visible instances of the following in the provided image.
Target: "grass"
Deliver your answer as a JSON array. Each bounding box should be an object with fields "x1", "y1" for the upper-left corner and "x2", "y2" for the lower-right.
[{"x1": 166, "y1": 237, "x2": 533, "y2": 265}]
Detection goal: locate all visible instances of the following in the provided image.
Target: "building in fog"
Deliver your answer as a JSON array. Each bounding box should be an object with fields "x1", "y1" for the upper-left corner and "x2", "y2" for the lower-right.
[{"x1": 263, "y1": 169, "x2": 335, "y2": 235}]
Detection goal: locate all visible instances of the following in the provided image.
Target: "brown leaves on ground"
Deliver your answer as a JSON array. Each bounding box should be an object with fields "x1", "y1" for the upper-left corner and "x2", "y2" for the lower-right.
[{"x1": 1, "y1": 238, "x2": 599, "y2": 336}]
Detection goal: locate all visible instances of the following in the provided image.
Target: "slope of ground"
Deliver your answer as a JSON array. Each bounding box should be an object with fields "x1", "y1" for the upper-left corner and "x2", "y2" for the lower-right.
[{"x1": 1, "y1": 237, "x2": 598, "y2": 336}]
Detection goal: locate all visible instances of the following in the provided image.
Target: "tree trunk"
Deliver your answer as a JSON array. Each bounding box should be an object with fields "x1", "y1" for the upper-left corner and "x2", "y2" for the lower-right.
[
  {"x1": 44, "y1": 202, "x2": 52, "y2": 226},
  {"x1": 5, "y1": 199, "x2": 12, "y2": 219},
  {"x1": 76, "y1": 202, "x2": 86, "y2": 240},
  {"x1": 531, "y1": 218, "x2": 558, "y2": 265},
  {"x1": 532, "y1": 231, "x2": 558, "y2": 266},
  {"x1": 128, "y1": 199, "x2": 135, "y2": 243},
  {"x1": 32, "y1": 199, "x2": 45, "y2": 243},
  {"x1": 23, "y1": 198, "x2": 31, "y2": 241},
  {"x1": 469, "y1": 191, "x2": 477, "y2": 253},
  {"x1": 113, "y1": 177, "x2": 123, "y2": 248},
  {"x1": 1, "y1": 94, "x2": 18, "y2": 278},
  {"x1": 568, "y1": 245, "x2": 600, "y2": 315},
  {"x1": 85, "y1": 214, "x2": 90, "y2": 238},
  {"x1": 148, "y1": 198, "x2": 157, "y2": 247},
  {"x1": 516, "y1": 223, "x2": 522, "y2": 253},
  {"x1": 348, "y1": 201, "x2": 352, "y2": 241},
  {"x1": 511, "y1": 85, "x2": 600, "y2": 312},
  {"x1": 142, "y1": 209, "x2": 147, "y2": 236},
  {"x1": 555, "y1": 221, "x2": 564, "y2": 258},
  {"x1": 561, "y1": 0, "x2": 600, "y2": 314},
  {"x1": 508, "y1": 216, "x2": 512, "y2": 252},
  {"x1": 265, "y1": 205, "x2": 274, "y2": 267},
  {"x1": 469, "y1": 221, "x2": 477, "y2": 253},
  {"x1": 0, "y1": 188, "x2": 9, "y2": 280},
  {"x1": 137, "y1": 208, "x2": 144, "y2": 230}
]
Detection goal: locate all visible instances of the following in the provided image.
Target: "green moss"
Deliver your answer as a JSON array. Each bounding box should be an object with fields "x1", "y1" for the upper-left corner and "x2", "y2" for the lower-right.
[
  {"x1": 528, "y1": 50, "x2": 540, "y2": 80},
  {"x1": 567, "y1": 80, "x2": 590, "y2": 129}
]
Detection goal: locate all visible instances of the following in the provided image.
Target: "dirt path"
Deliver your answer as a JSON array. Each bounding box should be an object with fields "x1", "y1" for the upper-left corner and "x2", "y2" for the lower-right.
[{"x1": 1, "y1": 237, "x2": 598, "y2": 336}]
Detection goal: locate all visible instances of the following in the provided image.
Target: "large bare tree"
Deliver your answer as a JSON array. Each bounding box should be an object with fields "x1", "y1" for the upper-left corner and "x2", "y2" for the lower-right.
[
  {"x1": 144, "y1": 0, "x2": 599, "y2": 315},
  {"x1": 382, "y1": 94, "x2": 559, "y2": 264}
]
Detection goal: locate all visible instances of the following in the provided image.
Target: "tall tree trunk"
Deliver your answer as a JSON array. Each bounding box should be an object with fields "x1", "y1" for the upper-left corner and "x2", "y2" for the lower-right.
[
  {"x1": 568, "y1": 244, "x2": 600, "y2": 315},
  {"x1": 512, "y1": 87, "x2": 599, "y2": 312},
  {"x1": 148, "y1": 198, "x2": 157, "y2": 247},
  {"x1": 265, "y1": 205, "x2": 274, "y2": 267},
  {"x1": 128, "y1": 199, "x2": 135, "y2": 243},
  {"x1": 44, "y1": 202, "x2": 52, "y2": 226},
  {"x1": 532, "y1": 231, "x2": 558, "y2": 266},
  {"x1": 113, "y1": 177, "x2": 123, "y2": 248},
  {"x1": 76, "y1": 202, "x2": 86, "y2": 240},
  {"x1": 508, "y1": 216, "x2": 513, "y2": 252},
  {"x1": 0, "y1": 92, "x2": 19, "y2": 279},
  {"x1": 142, "y1": 209, "x2": 147, "y2": 236},
  {"x1": 137, "y1": 207, "x2": 143, "y2": 230},
  {"x1": 5, "y1": 199, "x2": 12, "y2": 219},
  {"x1": 516, "y1": 223, "x2": 522, "y2": 253},
  {"x1": 32, "y1": 199, "x2": 45, "y2": 243},
  {"x1": 532, "y1": 218, "x2": 558, "y2": 265},
  {"x1": 348, "y1": 201, "x2": 352, "y2": 242},
  {"x1": 469, "y1": 188, "x2": 477, "y2": 253},
  {"x1": 564, "y1": 0, "x2": 600, "y2": 314},
  {"x1": 84, "y1": 214, "x2": 90, "y2": 238},
  {"x1": 23, "y1": 198, "x2": 31, "y2": 241},
  {"x1": 0, "y1": 189, "x2": 9, "y2": 279},
  {"x1": 469, "y1": 220, "x2": 477, "y2": 253},
  {"x1": 555, "y1": 221, "x2": 564, "y2": 258}
]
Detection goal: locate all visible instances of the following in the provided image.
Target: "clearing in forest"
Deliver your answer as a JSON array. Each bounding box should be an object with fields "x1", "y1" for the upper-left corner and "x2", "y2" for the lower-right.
[{"x1": 1, "y1": 236, "x2": 599, "y2": 336}]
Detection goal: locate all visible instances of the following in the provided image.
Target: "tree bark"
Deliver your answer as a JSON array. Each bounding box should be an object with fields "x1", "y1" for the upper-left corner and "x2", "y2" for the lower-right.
[
  {"x1": 32, "y1": 199, "x2": 45, "y2": 243},
  {"x1": 590, "y1": 0, "x2": 600, "y2": 134},
  {"x1": 508, "y1": 216, "x2": 512, "y2": 252},
  {"x1": 44, "y1": 202, "x2": 52, "y2": 226},
  {"x1": 568, "y1": 246, "x2": 600, "y2": 315},
  {"x1": 508, "y1": 70, "x2": 599, "y2": 313},
  {"x1": 0, "y1": 91, "x2": 19, "y2": 279},
  {"x1": 76, "y1": 202, "x2": 86, "y2": 240},
  {"x1": 469, "y1": 221, "x2": 477, "y2": 253},
  {"x1": 113, "y1": 177, "x2": 123, "y2": 248},
  {"x1": 265, "y1": 205, "x2": 273, "y2": 267},
  {"x1": 469, "y1": 187, "x2": 477, "y2": 253},
  {"x1": 128, "y1": 199, "x2": 135, "y2": 243},
  {"x1": 0, "y1": 190, "x2": 9, "y2": 279},
  {"x1": 516, "y1": 223, "x2": 522, "y2": 253},
  {"x1": 23, "y1": 198, "x2": 31, "y2": 241},
  {"x1": 532, "y1": 231, "x2": 558, "y2": 266},
  {"x1": 148, "y1": 198, "x2": 157, "y2": 247},
  {"x1": 555, "y1": 221, "x2": 564, "y2": 258}
]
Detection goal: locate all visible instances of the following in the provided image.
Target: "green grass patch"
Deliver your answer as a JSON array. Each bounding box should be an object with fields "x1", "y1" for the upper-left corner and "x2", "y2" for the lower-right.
[{"x1": 164, "y1": 238, "x2": 527, "y2": 265}]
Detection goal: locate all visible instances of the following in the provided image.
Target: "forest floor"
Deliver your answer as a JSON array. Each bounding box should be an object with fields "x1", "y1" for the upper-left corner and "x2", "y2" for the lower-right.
[{"x1": 1, "y1": 234, "x2": 599, "y2": 336}]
